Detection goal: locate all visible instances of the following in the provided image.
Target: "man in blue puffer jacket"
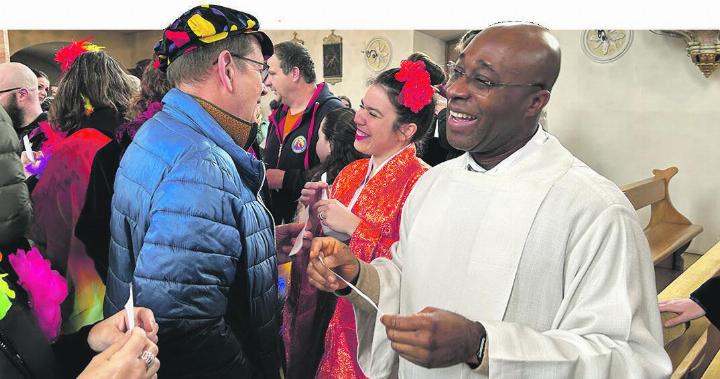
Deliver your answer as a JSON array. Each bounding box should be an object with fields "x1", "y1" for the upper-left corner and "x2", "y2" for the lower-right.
[{"x1": 104, "y1": 6, "x2": 308, "y2": 378}]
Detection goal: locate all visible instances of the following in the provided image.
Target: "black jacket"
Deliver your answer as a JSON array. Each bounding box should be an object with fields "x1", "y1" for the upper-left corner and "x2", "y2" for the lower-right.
[
  {"x1": 74, "y1": 140, "x2": 122, "y2": 283},
  {"x1": 418, "y1": 108, "x2": 463, "y2": 166},
  {"x1": 0, "y1": 265, "x2": 94, "y2": 379},
  {"x1": 265, "y1": 83, "x2": 343, "y2": 223},
  {"x1": 70, "y1": 108, "x2": 123, "y2": 283},
  {"x1": 692, "y1": 276, "x2": 720, "y2": 329}
]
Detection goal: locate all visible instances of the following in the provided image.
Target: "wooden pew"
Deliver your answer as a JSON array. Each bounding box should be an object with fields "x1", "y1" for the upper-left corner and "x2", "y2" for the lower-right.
[
  {"x1": 659, "y1": 240, "x2": 720, "y2": 376},
  {"x1": 621, "y1": 167, "x2": 703, "y2": 268},
  {"x1": 701, "y1": 346, "x2": 720, "y2": 378},
  {"x1": 672, "y1": 326, "x2": 720, "y2": 378}
]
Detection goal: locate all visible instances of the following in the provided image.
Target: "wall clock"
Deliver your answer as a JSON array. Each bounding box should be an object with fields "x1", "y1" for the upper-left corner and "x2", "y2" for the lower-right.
[
  {"x1": 362, "y1": 37, "x2": 392, "y2": 72},
  {"x1": 581, "y1": 30, "x2": 633, "y2": 63}
]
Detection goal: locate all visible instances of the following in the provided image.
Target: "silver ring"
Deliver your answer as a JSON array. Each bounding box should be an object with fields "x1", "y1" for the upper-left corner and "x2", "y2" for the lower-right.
[
  {"x1": 319, "y1": 211, "x2": 326, "y2": 220},
  {"x1": 140, "y1": 350, "x2": 154, "y2": 371}
]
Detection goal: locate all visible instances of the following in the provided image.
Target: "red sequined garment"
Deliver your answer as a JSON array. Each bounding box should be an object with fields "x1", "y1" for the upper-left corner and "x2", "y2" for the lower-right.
[
  {"x1": 315, "y1": 145, "x2": 428, "y2": 378},
  {"x1": 30, "y1": 127, "x2": 110, "y2": 333}
]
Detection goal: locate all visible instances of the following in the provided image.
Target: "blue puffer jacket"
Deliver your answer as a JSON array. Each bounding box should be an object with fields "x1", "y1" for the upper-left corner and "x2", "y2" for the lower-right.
[{"x1": 104, "y1": 89, "x2": 280, "y2": 379}]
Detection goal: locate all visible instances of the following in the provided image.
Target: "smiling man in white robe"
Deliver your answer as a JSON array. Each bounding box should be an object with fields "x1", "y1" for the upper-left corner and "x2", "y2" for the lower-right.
[{"x1": 306, "y1": 23, "x2": 672, "y2": 378}]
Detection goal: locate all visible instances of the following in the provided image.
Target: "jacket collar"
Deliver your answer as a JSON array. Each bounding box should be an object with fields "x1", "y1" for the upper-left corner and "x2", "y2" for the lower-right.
[
  {"x1": 161, "y1": 88, "x2": 265, "y2": 193},
  {"x1": 70, "y1": 107, "x2": 122, "y2": 138}
]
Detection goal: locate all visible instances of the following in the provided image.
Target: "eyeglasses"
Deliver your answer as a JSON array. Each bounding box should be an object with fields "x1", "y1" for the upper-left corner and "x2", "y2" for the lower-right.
[
  {"x1": 446, "y1": 61, "x2": 546, "y2": 93},
  {"x1": 0, "y1": 87, "x2": 22, "y2": 94},
  {"x1": 215, "y1": 53, "x2": 269, "y2": 81}
]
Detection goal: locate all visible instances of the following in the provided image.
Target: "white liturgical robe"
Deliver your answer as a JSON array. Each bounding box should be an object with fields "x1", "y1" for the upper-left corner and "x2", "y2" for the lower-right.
[{"x1": 353, "y1": 133, "x2": 672, "y2": 378}]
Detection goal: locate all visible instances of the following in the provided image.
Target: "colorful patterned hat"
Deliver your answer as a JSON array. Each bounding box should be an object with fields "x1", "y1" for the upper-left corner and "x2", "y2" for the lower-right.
[{"x1": 153, "y1": 4, "x2": 273, "y2": 72}]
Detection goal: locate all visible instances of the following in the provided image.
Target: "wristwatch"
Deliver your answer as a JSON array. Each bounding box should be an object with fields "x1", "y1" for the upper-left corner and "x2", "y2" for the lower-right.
[{"x1": 467, "y1": 322, "x2": 487, "y2": 370}]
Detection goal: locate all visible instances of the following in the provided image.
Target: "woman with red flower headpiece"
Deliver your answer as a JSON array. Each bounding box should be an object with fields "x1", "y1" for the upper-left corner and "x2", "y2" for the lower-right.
[
  {"x1": 284, "y1": 53, "x2": 445, "y2": 379},
  {"x1": 29, "y1": 46, "x2": 133, "y2": 335}
]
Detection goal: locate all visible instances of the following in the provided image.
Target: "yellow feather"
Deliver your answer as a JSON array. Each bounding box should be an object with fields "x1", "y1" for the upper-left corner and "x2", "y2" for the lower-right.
[
  {"x1": 81, "y1": 94, "x2": 94, "y2": 116},
  {"x1": 83, "y1": 42, "x2": 104, "y2": 52}
]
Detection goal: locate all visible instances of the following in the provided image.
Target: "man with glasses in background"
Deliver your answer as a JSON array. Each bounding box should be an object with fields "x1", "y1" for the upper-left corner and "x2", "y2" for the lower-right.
[
  {"x1": 307, "y1": 23, "x2": 671, "y2": 378},
  {"x1": 263, "y1": 41, "x2": 344, "y2": 224},
  {"x1": 0, "y1": 62, "x2": 47, "y2": 151},
  {"x1": 104, "y1": 5, "x2": 309, "y2": 378}
]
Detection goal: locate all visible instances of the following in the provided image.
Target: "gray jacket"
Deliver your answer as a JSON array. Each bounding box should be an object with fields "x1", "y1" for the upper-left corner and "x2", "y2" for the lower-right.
[{"x1": 0, "y1": 105, "x2": 31, "y2": 248}]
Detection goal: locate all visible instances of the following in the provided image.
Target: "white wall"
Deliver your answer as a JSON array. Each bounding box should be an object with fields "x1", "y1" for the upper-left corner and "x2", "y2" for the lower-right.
[
  {"x1": 548, "y1": 30, "x2": 720, "y2": 254},
  {"x1": 412, "y1": 31, "x2": 446, "y2": 68}
]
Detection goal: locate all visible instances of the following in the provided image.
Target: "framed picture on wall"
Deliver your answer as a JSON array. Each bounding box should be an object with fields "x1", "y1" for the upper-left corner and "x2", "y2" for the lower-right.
[{"x1": 323, "y1": 31, "x2": 342, "y2": 84}]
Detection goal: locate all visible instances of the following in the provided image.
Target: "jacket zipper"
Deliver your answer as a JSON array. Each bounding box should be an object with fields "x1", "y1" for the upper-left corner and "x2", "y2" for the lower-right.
[
  {"x1": 0, "y1": 329, "x2": 33, "y2": 378},
  {"x1": 275, "y1": 141, "x2": 283, "y2": 169},
  {"x1": 256, "y1": 165, "x2": 279, "y2": 249}
]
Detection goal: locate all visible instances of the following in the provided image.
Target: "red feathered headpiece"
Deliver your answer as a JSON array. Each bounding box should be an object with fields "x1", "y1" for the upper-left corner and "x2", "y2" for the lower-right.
[{"x1": 54, "y1": 37, "x2": 104, "y2": 73}]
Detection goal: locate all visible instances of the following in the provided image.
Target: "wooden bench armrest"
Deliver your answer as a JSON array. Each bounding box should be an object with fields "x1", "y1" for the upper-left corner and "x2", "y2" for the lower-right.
[
  {"x1": 648, "y1": 223, "x2": 704, "y2": 264},
  {"x1": 621, "y1": 167, "x2": 702, "y2": 266},
  {"x1": 648, "y1": 167, "x2": 694, "y2": 227},
  {"x1": 621, "y1": 176, "x2": 665, "y2": 210}
]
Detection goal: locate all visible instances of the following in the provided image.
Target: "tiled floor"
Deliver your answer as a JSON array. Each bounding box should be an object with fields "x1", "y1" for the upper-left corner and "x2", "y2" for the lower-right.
[{"x1": 655, "y1": 252, "x2": 702, "y2": 293}]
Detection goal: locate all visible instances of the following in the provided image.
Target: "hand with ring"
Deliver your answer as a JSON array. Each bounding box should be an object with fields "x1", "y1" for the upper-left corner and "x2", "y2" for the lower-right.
[
  {"x1": 88, "y1": 307, "x2": 159, "y2": 353},
  {"x1": 140, "y1": 350, "x2": 155, "y2": 371},
  {"x1": 313, "y1": 199, "x2": 361, "y2": 235},
  {"x1": 78, "y1": 327, "x2": 160, "y2": 379}
]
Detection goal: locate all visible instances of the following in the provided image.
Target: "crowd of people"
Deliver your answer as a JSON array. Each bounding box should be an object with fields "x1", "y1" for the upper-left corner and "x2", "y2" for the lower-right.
[{"x1": 0, "y1": 4, "x2": 713, "y2": 379}]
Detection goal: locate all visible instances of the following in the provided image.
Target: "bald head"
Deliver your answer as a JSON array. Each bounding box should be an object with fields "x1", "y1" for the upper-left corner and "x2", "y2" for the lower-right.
[
  {"x1": 0, "y1": 62, "x2": 43, "y2": 128},
  {"x1": 445, "y1": 22, "x2": 562, "y2": 163},
  {"x1": 469, "y1": 23, "x2": 561, "y2": 91},
  {"x1": 0, "y1": 62, "x2": 38, "y2": 91}
]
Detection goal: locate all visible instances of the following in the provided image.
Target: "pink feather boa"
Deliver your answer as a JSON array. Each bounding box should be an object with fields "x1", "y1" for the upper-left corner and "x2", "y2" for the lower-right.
[
  {"x1": 114, "y1": 101, "x2": 163, "y2": 143},
  {"x1": 8, "y1": 247, "x2": 69, "y2": 341}
]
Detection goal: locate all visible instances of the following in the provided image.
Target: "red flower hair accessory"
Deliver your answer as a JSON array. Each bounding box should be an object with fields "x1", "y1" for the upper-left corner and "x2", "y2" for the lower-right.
[
  {"x1": 55, "y1": 37, "x2": 104, "y2": 73},
  {"x1": 395, "y1": 60, "x2": 433, "y2": 113}
]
